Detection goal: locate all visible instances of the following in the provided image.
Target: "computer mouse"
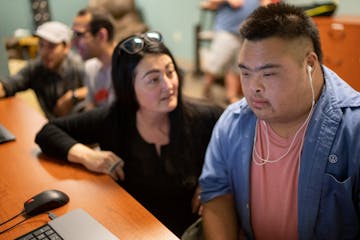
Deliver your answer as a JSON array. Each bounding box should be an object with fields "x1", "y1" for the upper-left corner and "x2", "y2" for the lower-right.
[{"x1": 24, "y1": 189, "x2": 69, "y2": 217}]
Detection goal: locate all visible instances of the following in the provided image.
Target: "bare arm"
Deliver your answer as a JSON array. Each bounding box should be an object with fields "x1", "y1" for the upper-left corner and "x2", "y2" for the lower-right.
[
  {"x1": 201, "y1": 0, "x2": 244, "y2": 10},
  {"x1": 227, "y1": 0, "x2": 244, "y2": 8},
  {"x1": 84, "y1": 102, "x2": 96, "y2": 111},
  {"x1": 260, "y1": 0, "x2": 272, "y2": 6},
  {"x1": 73, "y1": 86, "x2": 87, "y2": 101},
  {"x1": 53, "y1": 86, "x2": 88, "y2": 117},
  {"x1": 202, "y1": 194, "x2": 238, "y2": 240}
]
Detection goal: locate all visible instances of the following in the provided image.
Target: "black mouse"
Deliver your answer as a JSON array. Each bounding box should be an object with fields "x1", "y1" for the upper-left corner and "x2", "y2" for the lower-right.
[{"x1": 24, "y1": 189, "x2": 69, "y2": 217}]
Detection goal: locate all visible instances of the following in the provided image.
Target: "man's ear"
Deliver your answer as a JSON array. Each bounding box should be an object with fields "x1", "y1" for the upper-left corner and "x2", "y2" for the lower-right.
[
  {"x1": 63, "y1": 42, "x2": 71, "y2": 54},
  {"x1": 96, "y1": 28, "x2": 109, "y2": 42},
  {"x1": 306, "y1": 51, "x2": 318, "y2": 72}
]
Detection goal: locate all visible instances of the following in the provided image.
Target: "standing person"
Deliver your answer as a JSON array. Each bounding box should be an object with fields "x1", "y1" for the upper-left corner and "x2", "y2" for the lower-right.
[
  {"x1": 72, "y1": 8, "x2": 116, "y2": 110},
  {"x1": 35, "y1": 31, "x2": 223, "y2": 237},
  {"x1": 199, "y1": 3, "x2": 360, "y2": 239},
  {"x1": 0, "y1": 21, "x2": 86, "y2": 119},
  {"x1": 201, "y1": 0, "x2": 269, "y2": 103},
  {"x1": 88, "y1": 0, "x2": 148, "y2": 42}
]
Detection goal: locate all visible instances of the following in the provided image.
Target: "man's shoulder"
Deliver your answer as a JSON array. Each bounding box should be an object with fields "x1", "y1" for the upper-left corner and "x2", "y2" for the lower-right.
[
  {"x1": 84, "y1": 58, "x2": 102, "y2": 72},
  {"x1": 323, "y1": 66, "x2": 360, "y2": 108},
  {"x1": 85, "y1": 58, "x2": 101, "y2": 67},
  {"x1": 61, "y1": 51, "x2": 84, "y2": 73},
  {"x1": 66, "y1": 51, "x2": 83, "y2": 63}
]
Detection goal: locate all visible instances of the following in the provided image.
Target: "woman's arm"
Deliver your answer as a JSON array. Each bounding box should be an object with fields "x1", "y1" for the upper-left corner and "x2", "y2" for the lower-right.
[
  {"x1": 36, "y1": 107, "x2": 111, "y2": 153},
  {"x1": 35, "y1": 106, "x2": 125, "y2": 179}
]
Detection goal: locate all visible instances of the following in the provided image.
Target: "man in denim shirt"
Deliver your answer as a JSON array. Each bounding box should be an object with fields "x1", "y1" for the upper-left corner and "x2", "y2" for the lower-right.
[{"x1": 199, "y1": 3, "x2": 360, "y2": 239}]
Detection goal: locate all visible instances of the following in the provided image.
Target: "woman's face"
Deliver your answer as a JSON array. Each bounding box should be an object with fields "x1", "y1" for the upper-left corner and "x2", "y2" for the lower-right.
[{"x1": 133, "y1": 53, "x2": 179, "y2": 114}]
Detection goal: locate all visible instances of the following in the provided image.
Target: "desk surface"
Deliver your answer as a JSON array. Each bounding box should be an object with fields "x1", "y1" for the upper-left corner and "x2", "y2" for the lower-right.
[{"x1": 0, "y1": 97, "x2": 179, "y2": 240}]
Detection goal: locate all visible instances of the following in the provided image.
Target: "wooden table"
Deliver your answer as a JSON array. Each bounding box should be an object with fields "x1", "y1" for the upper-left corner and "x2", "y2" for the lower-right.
[{"x1": 0, "y1": 97, "x2": 179, "y2": 240}]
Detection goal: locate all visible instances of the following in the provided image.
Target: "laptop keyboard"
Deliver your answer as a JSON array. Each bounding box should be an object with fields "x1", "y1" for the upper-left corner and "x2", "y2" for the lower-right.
[{"x1": 15, "y1": 224, "x2": 63, "y2": 240}]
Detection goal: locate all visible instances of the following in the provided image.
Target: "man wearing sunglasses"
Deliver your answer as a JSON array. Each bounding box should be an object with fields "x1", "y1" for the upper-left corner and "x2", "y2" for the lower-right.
[
  {"x1": 72, "y1": 8, "x2": 116, "y2": 110},
  {"x1": 0, "y1": 21, "x2": 86, "y2": 119}
]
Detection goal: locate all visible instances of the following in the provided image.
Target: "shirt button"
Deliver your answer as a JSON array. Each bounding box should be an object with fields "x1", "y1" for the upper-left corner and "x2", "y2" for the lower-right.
[
  {"x1": 328, "y1": 154, "x2": 338, "y2": 164},
  {"x1": 246, "y1": 203, "x2": 249, "y2": 209}
]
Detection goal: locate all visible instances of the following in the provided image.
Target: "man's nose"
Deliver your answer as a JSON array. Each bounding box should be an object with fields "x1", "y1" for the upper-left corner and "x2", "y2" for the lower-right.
[{"x1": 249, "y1": 74, "x2": 263, "y2": 93}]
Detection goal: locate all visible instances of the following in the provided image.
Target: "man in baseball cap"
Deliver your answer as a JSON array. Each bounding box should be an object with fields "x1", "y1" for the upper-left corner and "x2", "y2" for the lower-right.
[
  {"x1": 34, "y1": 21, "x2": 73, "y2": 70},
  {"x1": 0, "y1": 21, "x2": 87, "y2": 119},
  {"x1": 35, "y1": 21, "x2": 72, "y2": 44}
]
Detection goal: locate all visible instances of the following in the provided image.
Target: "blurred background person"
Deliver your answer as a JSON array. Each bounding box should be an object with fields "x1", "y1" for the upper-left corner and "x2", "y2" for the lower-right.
[
  {"x1": 201, "y1": 0, "x2": 273, "y2": 103},
  {"x1": 72, "y1": 8, "x2": 116, "y2": 110},
  {"x1": 0, "y1": 21, "x2": 86, "y2": 119},
  {"x1": 88, "y1": 0, "x2": 148, "y2": 42}
]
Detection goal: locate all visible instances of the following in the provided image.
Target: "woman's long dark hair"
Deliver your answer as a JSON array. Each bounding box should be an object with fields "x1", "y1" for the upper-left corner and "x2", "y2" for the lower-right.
[{"x1": 111, "y1": 33, "x2": 195, "y2": 187}]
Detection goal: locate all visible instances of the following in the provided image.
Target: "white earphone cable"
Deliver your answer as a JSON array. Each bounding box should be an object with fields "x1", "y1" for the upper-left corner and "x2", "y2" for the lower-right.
[{"x1": 252, "y1": 66, "x2": 315, "y2": 166}]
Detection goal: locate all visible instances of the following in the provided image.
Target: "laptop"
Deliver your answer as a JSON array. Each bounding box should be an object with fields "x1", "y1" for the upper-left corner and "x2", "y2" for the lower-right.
[
  {"x1": 15, "y1": 208, "x2": 119, "y2": 240},
  {"x1": 0, "y1": 123, "x2": 15, "y2": 144}
]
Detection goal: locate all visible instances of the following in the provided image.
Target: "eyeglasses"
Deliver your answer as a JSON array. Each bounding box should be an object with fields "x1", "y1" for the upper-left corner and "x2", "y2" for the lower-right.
[
  {"x1": 119, "y1": 31, "x2": 163, "y2": 55},
  {"x1": 72, "y1": 30, "x2": 89, "y2": 39}
]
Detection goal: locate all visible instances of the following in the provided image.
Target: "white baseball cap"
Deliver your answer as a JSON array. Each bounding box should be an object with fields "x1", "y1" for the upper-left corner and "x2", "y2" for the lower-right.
[{"x1": 35, "y1": 21, "x2": 72, "y2": 44}]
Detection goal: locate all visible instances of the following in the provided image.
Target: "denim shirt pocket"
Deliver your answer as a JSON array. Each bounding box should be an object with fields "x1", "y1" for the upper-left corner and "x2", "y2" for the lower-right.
[{"x1": 315, "y1": 174, "x2": 359, "y2": 239}]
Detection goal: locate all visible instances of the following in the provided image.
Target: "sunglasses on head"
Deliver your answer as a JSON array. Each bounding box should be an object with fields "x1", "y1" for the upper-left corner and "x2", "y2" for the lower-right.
[{"x1": 119, "y1": 31, "x2": 163, "y2": 55}]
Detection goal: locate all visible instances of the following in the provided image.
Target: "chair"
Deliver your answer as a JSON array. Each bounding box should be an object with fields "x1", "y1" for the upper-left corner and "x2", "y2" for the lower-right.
[{"x1": 193, "y1": 8, "x2": 215, "y2": 76}]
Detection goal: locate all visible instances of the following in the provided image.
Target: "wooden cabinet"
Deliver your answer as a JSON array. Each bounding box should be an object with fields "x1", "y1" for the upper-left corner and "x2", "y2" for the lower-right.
[{"x1": 313, "y1": 16, "x2": 360, "y2": 91}]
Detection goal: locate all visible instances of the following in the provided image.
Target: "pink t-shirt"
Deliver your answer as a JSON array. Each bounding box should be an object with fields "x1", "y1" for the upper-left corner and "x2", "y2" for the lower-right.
[{"x1": 250, "y1": 120, "x2": 307, "y2": 240}]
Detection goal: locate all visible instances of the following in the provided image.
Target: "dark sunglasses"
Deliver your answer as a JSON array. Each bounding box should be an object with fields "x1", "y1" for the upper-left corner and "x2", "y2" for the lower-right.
[
  {"x1": 119, "y1": 31, "x2": 163, "y2": 55},
  {"x1": 72, "y1": 30, "x2": 89, "y2": 39}
]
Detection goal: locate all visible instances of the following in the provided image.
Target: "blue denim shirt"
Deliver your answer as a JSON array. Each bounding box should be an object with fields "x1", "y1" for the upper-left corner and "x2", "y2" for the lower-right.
[{"x1": 199, "y1": 66, "x2": 360, "y2": 239}]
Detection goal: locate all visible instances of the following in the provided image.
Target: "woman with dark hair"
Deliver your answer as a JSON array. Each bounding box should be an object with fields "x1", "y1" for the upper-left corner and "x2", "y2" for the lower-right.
[{"x1": 35, "y1": 31, "x2": 223, "y2": 236}]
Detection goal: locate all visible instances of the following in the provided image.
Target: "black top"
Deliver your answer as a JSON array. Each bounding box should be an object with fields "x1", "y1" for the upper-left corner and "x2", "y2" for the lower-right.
[{"x1": 35, "y1": 97, "x2": 223, "y2": 236}]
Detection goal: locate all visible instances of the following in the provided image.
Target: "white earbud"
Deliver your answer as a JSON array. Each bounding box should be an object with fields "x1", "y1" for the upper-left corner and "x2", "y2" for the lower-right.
[
  {"x1": 307, "y1": 65, "x2": 313, "y2": 83},
  {"x1": 307, "y1": 65, "x2": 312, "y2": 74},
  {"x1": 307, "y1": 65, "x2": 315, "y2": 106}
]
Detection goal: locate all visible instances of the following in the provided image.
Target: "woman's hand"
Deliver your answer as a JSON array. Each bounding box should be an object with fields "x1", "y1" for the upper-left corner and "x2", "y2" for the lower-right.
[{"x1": 67, "y1": 143, "x2": 125, "y2": 181}]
